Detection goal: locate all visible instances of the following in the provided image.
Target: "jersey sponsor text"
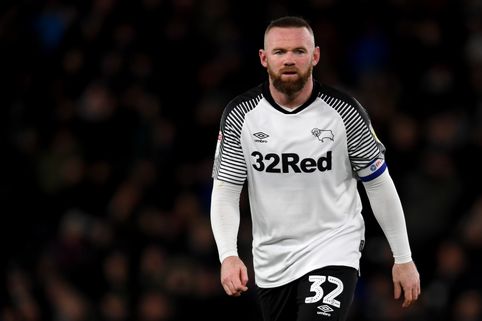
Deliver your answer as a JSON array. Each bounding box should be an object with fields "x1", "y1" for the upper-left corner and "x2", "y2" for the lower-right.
[{"x1": 251, "y1": 151, "x2": 332, "y2": 173}]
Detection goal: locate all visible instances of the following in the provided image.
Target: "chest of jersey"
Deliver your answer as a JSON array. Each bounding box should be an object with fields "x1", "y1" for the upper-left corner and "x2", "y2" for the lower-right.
[{"x1": 240, "y1": 98, "x2": 348, "y2": 176}]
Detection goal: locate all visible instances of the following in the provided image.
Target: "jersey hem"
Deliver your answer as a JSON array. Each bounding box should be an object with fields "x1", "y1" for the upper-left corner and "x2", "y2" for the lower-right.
[{"x1": 254, "y1": 261, "x2": 360, "y2": 289}]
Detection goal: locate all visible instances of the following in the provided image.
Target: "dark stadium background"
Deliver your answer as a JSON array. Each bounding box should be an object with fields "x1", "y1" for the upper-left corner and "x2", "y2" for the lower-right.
[{"x1": 1, "y1": 0, "x2": 481, "y2": 320}]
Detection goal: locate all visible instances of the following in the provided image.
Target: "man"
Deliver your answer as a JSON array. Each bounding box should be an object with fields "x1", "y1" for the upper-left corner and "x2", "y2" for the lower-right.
[{"x1": 210, "y1": 16, "x2": 420, "y2": 321}]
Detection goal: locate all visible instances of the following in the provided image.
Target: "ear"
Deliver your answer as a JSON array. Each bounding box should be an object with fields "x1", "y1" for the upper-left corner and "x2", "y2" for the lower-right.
[
  {"x1": 259, "y1": 49, "x2": 268, "y2": 68},
  {"x1": 312, "y1": 46, "x2": 321, "y2": 66}
]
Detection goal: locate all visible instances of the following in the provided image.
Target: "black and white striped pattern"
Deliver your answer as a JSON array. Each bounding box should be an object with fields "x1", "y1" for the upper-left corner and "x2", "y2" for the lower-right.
[
  {"x1": 213, "y1": 82, "x2": 384, "y2": 184},
  {"x1": 213, "y1": 92, "x2": 263, "y2": 185},
  {"x1": 319, "y1": 89, "x2": 385, "y2": 172}
]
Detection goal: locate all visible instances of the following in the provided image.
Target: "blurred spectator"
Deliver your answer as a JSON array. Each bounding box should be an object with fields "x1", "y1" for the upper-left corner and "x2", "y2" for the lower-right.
[
  {"x1": 1, "y1": 1, "x2": 481, "y2": 321},
  {"x1": 452, "y1": 290, "x2": 482, "y2": 321},
  {"x1": 137, "y1": 290, "x2": 173, "y2": 321},
  {"x1": 99, "y1": 292, "x2": 129, "y2": 321}
]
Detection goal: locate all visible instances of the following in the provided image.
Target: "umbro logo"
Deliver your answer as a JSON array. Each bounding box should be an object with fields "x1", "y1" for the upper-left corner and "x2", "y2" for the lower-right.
[
  {"x1": 254, "y1": 132, "x2": 269, "y2": 139},
  {"x1": 317, "y1": 305, "x2": 334, "y2": 316},
  {"x1": 253, "y1": 132, "x2": 269, "y2": 143}
]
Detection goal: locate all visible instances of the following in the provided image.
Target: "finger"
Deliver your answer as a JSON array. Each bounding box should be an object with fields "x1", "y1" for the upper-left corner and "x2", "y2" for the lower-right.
[
  {"x1": 412, "y1": 285, "x2": 420, "y2": 301},
  {"x1": 238, "y1": 285, "x2": 248, "y2": 292},
  {"x1": 231, "y1": 280, "x2": 241, "y2": 294},
  {"x1": 225, "y1": 279, "x2": 240, "y2": 296},
  {"x1": 394, "y1": 282, "x2": 402, "y2": 299},
  {"x1": 222, "y1": 282, "x2": 233, "y2": 296},
  {"x1": 240, "y1": 267, "x2": 249, "y2": 288},
  {"x1": 239, "y1": 281, "x2": 248, "y2": 291},
  {"x1": 231, "y1": 276, "x2": 242, "y2": 291},
  {"x1": 232, "y1": 273, "x2": 248, "y2": 293},
  {"x1": 232, "y1": 280, "x2": 247, "y2": 296},
  {"x1": 403, "y1": 294, "x2": 411, "y2": 308},
  {"x1": 403, "y1": 295, "x2": 414, "y2": 308},
  {"x1": 402, "y1": 286, "x2": 414, "y2": 308}
]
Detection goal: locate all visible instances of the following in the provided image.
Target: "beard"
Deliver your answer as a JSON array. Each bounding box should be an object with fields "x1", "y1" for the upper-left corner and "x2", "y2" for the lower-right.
[{"x1": 268, "y1": 64, "x2": 312, "y2": 98}]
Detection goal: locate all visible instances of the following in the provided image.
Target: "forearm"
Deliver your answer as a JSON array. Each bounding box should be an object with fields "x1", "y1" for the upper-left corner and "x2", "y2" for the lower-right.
[
  {"x1": 362, "y1": 170, "x2": 412, "y2": 263},
  {"x1": 210, "y1": 179, "x2": 243, "y2": 263}
]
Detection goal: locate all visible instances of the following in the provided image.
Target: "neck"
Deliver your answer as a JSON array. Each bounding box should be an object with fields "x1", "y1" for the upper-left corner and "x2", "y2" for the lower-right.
[{"x1": 269, "y1": 77, "x2": 314, "y2": 109}]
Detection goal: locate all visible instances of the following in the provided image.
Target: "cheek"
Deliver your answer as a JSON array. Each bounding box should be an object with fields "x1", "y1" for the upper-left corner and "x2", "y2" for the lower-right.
[
  {"x1": 301, "y1": 58, "x2": 314, "y2": 69},
  {"x1": 264, "y1": 59, "x2": 275, "y2": 71},
  {"x1": 267, "y1": 58, "x2": 282, "y2": 69}
]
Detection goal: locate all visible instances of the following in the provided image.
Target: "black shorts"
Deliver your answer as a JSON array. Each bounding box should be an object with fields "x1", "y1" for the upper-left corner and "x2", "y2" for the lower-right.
[{"x1": 257, "y1": 266, "x2": 358, "y2": 321}]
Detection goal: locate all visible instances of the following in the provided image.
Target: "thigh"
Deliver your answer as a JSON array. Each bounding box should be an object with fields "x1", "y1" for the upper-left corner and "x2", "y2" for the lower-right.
[
  {"x1": 257, "y1": 282, "x2": 297, "y2": 321},
  {"x1": 296, "y1": 266, "x2": 358, "y2": 321}
]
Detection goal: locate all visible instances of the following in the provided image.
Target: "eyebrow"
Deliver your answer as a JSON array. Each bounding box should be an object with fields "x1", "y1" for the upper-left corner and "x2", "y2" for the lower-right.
[{"x1": 271, "y1": 46, "x2": 307, "y2": 52}]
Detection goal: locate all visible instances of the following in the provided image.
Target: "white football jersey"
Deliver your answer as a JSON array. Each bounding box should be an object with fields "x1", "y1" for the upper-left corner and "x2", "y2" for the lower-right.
[{"x1": 212, "y1": 81, "x2": 386, "y2": 288}]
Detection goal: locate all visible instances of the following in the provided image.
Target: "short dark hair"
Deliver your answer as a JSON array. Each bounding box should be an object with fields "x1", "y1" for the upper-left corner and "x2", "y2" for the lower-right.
[{"x1": 264, "y1": 16, "x2": 314, "y2": 38}]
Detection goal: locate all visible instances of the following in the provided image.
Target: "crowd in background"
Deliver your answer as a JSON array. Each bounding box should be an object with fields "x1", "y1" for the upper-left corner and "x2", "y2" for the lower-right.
[{"x1": 1, "y1": 0, "x2": 481, "y2": 320}]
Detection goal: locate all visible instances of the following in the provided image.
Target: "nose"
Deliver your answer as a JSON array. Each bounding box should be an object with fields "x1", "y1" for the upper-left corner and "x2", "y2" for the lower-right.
[{"x1": 283, "y1": 52, "x2": 296, "y2": 66}]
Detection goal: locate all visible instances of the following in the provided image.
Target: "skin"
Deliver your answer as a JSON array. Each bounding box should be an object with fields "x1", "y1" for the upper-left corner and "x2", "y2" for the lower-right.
[
  {"x1": 393, "y1": 261, "x2": 421, "y2": 307},
  {"x1": 220, "y1": 256, "x2": 248, "y2": 297},
  {"x1": 220, "y1": 26, "x2": 421, "y2": 307},
  {"x1": 259, "y1": 26, "x2": 320, "y2": 108}
]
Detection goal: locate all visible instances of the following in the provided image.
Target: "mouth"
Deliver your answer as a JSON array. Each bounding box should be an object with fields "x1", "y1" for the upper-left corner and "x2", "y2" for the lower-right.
[
  {"x1": 281, "y1": 70, "x2": 298, "y2": 78},
  {"x1": 280, "y1": 68, "x2": 299, "y2": 76}
]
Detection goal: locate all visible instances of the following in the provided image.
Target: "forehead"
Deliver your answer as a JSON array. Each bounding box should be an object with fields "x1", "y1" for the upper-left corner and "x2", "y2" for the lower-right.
[{"x1": 264, "y1": 27, "x2": 314, "y2": 49}]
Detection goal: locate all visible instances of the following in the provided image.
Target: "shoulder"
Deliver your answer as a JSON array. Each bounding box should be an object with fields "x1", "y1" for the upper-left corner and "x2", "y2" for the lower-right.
[
  {"x1": 220, "y1": 84, "x2": 264, "y2": 125},
  {"x1": 317, "y1": 83, "x2": 370, "y2": 122},
  {"x1": 225, "y1": 84, "x2": 264, "y2": 113},
  {"x1": 318, "y1": 83, "x2": 363, "y2": 109}
]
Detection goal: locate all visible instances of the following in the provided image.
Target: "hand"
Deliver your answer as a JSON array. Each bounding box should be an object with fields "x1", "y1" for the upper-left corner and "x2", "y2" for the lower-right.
[
  {"x1": 392, "y1": 261, "x2": 421, "y2": 308},
  {"x1": 220, "y1": 256, "x2": 249, "y2": 296}
]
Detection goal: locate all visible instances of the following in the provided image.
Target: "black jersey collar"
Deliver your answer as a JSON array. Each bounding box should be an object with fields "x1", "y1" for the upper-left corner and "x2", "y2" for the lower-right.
[{"x1": 262, "y1": 80, "x2": 321, "y2": 114}]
